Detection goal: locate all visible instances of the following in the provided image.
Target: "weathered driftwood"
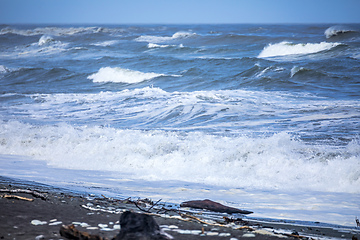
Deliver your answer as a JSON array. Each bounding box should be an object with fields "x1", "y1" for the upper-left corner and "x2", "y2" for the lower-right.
[
  {"x1": 180, "y1": 199, "x2": 253, "y2": 214},
  {"x1": 0, "y1": 189, "x2": 47, "y2": 200},
  {"x1": 1, "y1": 194, "x2": 34, "y2": 202},
  {"x1": 60, "y1": 224, "x2": 109, "y2": 240}
]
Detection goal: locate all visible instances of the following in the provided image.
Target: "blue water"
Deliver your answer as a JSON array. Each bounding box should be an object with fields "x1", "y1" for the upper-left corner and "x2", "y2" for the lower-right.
[{"x1": 0, "y1": 24, "x2": 359, "y2": 227}]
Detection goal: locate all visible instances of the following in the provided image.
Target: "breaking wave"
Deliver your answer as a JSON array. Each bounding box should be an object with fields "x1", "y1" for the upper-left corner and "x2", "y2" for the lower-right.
[
  {"x1": 88, "y1": 67, "x2": 170, "y2": 83},
  {"x1": 325, "y1": 25, "x2": 357, "y2": 38},
  {"x1": 135, "y1": 31, "x2": 197, "y2": 43},
  {"x1": 258, "y1": 41, "x2": 342, "y2": 58},
  {"x1": 0, "y1": 121, "x2": 359, "y2": 193}
]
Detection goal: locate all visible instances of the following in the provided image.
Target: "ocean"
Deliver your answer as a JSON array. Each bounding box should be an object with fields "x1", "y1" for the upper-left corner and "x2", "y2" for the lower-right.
[{"x1": 0, "y1": 24, "x2": 359, "y2": 227}]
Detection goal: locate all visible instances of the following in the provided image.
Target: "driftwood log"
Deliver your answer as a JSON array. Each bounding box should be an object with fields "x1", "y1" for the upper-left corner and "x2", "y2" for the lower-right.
[
  {"x1": 180, "y1": 199, "x2": 253, "y2": 214},
  {"x1": 0, "y1": 189, "x2": 47, "y2": 200},
  {"x1": 60, "y1": 224, "x2": 109, "y2": 240}
]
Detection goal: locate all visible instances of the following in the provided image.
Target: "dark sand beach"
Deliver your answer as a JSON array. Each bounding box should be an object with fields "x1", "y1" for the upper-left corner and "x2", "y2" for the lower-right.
[{"x1": 1, "y1": 176, "x2": 359, "y2": 240}]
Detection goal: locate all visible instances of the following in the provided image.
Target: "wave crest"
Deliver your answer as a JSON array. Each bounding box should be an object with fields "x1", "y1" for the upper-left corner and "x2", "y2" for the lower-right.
[
  {"x1": 87, "y1": 67, "x2": 166, "y2": 83},
  {"x1": 136, "y1": 31, "x2": 196, "y2": 43},
  {"x1": 325, "y1": 25, "x2": 357, "y2": 38},
  {"x1": 258, "y1": 41, "x2": 341, "y2": 58}
]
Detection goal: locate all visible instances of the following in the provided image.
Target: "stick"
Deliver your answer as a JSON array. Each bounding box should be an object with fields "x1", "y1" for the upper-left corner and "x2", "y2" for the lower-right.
[
  {"x1": 0, "y1": 189, "x2": 47, "y2": 200},
  {"x1": 1, "y1": 194, "x2": 34, "y2": 202}
]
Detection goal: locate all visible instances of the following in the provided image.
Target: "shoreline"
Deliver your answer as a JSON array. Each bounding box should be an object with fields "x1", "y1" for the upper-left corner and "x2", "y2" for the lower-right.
[{"x1": 0, "y1": 176, "x2": 359, "y2": 240}]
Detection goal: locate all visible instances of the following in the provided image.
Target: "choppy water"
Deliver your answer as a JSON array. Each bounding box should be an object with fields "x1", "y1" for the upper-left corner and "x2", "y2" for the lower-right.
[{"x1": 0, "y1": 24, "x2": 359, "y2": 227}]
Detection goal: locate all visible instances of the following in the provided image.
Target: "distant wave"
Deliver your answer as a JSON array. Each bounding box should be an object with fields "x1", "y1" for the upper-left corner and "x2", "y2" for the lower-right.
[
  {"x1": 38, "y1": 35, "x2": 57, "y2": 46},
  {"x1": 91, "y1": 40, "x2": 120, "y2": 47},
  {"x1": 147, "y1": 43, "x2": 184, "y2": 49},
  {"x1": 0, "y1": 65, "x2": 10, "y2": 74},
  {"x1": 258, "y1": 41, "x2": 341, "y2": 58},
  {"x1": 135, "y1": 31, "x2": 196, "y2": 43},
  {"x1": 87, "y1": 67, "x2": 179, "y2": 83},
  {"x1": 0, "y1": 26, "x2": 105, "y2": 36},
  {"x1": 325, "y1": 25, "x2": 357, "y2": 39}
]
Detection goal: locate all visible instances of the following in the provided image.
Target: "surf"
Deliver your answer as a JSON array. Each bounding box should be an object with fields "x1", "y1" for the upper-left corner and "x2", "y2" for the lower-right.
[
  {"x1": 87, "y1": 67, "x2": 166, "y2": 83},
  {"x1": 258, "y1": 41, "x2": 341, "y2": 58}
]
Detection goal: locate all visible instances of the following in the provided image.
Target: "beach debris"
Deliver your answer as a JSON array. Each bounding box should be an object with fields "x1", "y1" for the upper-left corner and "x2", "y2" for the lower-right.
[
  {"x1": 114, "y1": 211, "x2": 173, "y2": 240},
  {"x1": 180, "y1": 199, "x2": 253, "y2": 214},
  {"x1": 60, "y1": 224, "x2": 107, "y2": 240},
  {"x1": 31, "y1": 220, "x2": 48, "y2": 225},
  {"x1": 1, "y1": 194, "x2": 34, "y2": 201},
  {"x1": 134, "y1": 198, "x2": 162, "y2": 213},
  {"x1": 0, "y1": 188, "x2": 47, "y2": 200},
  {"x1": 35, "y1": 235, "x2": 45, "y2": 240}
]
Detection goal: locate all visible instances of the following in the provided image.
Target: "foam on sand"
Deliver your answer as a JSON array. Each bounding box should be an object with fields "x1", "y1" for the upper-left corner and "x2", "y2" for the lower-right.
[{"x1": 258, "y1": 41, "x2": 341, "y2": 58}]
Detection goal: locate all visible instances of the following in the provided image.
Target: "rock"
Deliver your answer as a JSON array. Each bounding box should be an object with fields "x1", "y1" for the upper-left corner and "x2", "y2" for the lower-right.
[
  {"x1": 180, "y1": 199, "x2": 253, "y2": 214},
  {"x1": 114, "y1": 211, "x2": 172, "y2": 240}
]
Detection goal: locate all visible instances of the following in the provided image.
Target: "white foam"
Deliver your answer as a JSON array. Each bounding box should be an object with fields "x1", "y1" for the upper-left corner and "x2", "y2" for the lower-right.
[
  {"x1": 91, "y1": 40, "x2": 119, "y2": 47},
  {"x1": 148, "y1": 43, "x2": 171, "y2": 48},
  {"x1": 38, "y1": 35, "x2": 56, "y2": 46},
  {"x1": 87, "y1": 67, "x2": 165, "y2": 83},
  {"x1": 258, "y1": 41, "x2": 341, "y2": 58},
  {"x1": 0, "y1": 65, "x2": 10, "y2": 73},
  {"x1": 0, "y1": 121, "x2": 359, "y2": 194},
  {"x1": 136, "y1": 31, "x2": 196, "y2": 43}
]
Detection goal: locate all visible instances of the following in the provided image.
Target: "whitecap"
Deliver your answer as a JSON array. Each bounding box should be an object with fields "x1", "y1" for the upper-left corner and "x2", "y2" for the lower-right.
[
  {"x1": 38, "y1": 35, "x2": 56, "y2": 46},
  {"x1": 136, "y1": 31, "x2": 196, "y2": 43},
  {"x1": 258, "y1": 41, "x2": 341, "y2": 58},
  {"x1": 148, "y1": 43, "x2": 171, "y2": 48},
  {"x1": 324, "y1": 25, "x2": 356, "y2": 38},
  {"x1": 91, "y1": 40, "x2": 119, "y2": 47},
  {"x1": 87, "y1": 67, "x2": 165, "y2": 83},
  {"x1": 0, "y1": 65, "x2": 10, "y2": 73}
]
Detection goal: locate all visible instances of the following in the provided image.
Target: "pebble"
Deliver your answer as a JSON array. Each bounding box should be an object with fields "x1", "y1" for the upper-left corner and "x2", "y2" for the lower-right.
[
  {"x1": 206, "y1": 232, "x2": 219, "y2": 236},
  {"x1": 49, "y1": 221, "x2": 62, "y2": 226},
  {"x1": 35, "y1": 235, "x2": 45, "y2": 240},
  {"x1": 31, "y1": 220, "x2": 47, "y2": 225},
  {"x1": 242, "y1": 233, "x2": 256, "y2": 237},
  {"x1": 219, "y1": 232, "x2": 231, "y2": 237}
]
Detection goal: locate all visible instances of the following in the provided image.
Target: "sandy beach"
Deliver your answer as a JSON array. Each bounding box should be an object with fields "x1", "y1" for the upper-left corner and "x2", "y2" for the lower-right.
[{"x1": 1, "y1": 176, "x2": 359, "y2": 240}]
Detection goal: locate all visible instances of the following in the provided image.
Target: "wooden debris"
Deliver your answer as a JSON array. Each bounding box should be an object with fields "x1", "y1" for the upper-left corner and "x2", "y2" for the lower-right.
[
  {"x1": 0, "y1": 189, "x2": 47, "y2": 200},
  {"x1": 60, "y1": 224, "x2": 109, "y2": 240},
  {"x1": 180, "y1": 199, "x2": 253, "y2": 214},
  {"x1": 1, "y1": 194, "x2": 34, "y2": 202},
  {"x1": 238, "y1": 226, "x2": 255, "y2": 231}
]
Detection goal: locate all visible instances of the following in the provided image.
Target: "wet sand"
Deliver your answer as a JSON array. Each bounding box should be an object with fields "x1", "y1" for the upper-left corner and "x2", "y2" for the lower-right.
[{"x1": 0, "y1": 176, "x2": 359, "y2": 240}]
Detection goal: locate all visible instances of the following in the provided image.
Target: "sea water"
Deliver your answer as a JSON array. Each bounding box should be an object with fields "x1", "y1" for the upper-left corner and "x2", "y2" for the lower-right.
[{"x1": 0, "y1": 24, "x2": 359, "y2": 227}]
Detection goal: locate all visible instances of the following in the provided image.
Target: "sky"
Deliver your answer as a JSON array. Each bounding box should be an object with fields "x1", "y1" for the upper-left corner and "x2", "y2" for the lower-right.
[{"x1": 1, "y1": 0, "x2": 360, "y2": 24}]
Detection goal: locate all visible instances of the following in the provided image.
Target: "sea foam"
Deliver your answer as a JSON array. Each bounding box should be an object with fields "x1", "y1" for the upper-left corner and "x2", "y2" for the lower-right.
[
  {"x1": 0, "y1": 121, "x2": 359, "y2": 193},
  {"x1": 258, "y1": 41, "x2": 341, "y2": 58},
  {"x1": 87, "y1": 67, "x2": 165, "y2": 83}
]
